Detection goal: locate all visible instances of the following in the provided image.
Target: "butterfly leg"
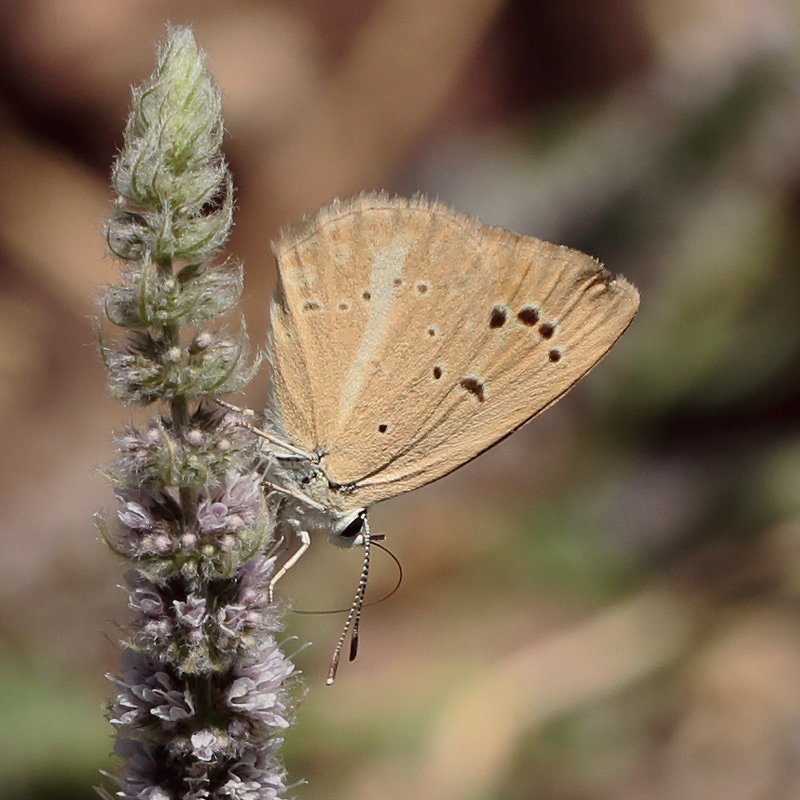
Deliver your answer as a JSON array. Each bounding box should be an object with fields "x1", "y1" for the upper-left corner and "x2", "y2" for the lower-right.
[
  {"x1": 268, "y1": 527, "x2": 311, "y2": 603},
  {"x1": 262, "y1": 479, "x2": 328, "y2": 514}
]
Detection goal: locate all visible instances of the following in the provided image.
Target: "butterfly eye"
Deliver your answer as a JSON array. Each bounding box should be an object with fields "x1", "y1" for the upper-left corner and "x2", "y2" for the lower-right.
[
  {"x1": 340, "y1": 515, "x2": 365, "y2": 539},
  {"x1": 329, "y1": 511, "x2": 369, "y2": 550}
]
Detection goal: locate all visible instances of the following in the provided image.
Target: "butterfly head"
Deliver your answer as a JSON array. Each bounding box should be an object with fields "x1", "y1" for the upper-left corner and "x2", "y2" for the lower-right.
[{"x1": 327, "y1": 508, "x2": 369, "y2": 549}]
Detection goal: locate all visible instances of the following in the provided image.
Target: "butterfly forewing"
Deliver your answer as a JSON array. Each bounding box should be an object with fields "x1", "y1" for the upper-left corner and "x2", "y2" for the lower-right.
[
  {"x1": 268, "y1": 193, "x2": 639, "y2": 510},
  {"x1": 269, "y1": 195, "x2": 488, "y2": 475}
]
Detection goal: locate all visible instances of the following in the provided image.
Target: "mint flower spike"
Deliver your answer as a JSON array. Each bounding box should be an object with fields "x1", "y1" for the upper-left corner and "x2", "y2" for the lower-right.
[{"x1": 97, "y1": 27, "x2": 296, "y2": 800}]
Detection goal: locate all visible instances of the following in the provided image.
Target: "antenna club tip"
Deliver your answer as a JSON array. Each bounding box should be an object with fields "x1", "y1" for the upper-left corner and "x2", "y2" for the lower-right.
[{"x1": 325, "y1": 677, "x2": 335, "y2": 686}]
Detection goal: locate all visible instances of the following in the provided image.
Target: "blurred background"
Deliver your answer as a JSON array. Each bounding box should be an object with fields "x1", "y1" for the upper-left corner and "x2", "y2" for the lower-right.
[{"x1": 2, "y1": 0, "x2": 800, "y2": 798}]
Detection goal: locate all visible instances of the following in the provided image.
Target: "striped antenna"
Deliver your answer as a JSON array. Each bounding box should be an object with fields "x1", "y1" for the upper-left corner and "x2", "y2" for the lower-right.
[{"x1": 326, "y1": 533, "x2": 373, "y2": 685}]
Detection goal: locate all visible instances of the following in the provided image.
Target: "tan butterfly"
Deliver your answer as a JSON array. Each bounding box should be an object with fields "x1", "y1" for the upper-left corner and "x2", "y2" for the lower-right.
[{"x1": 260, "y1": 192, "x2": 638, "y2": 680}]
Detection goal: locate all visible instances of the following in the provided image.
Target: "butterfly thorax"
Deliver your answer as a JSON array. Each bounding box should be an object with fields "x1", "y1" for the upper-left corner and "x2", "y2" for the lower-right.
[{"x1": 265, "y1": 452, "x2": 367, "y2": 548}]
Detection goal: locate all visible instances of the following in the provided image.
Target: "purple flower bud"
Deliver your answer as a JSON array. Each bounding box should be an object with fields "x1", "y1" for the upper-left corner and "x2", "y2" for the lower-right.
[
  {"x1": 181, "y1": 532, "x2": 198, "y2": 550},
  {"x1": 143, "y1": 618, "x2": 175, "y2": 642},
  {"x1": 186, "y1": 428, "x2": 205, "y2": 447},
  {"x1": 221, "y1": 533, "x2": 238, "y2": 550},
  {"x1": 186, "y1": 628, "x2": 204, "y2": 647}
]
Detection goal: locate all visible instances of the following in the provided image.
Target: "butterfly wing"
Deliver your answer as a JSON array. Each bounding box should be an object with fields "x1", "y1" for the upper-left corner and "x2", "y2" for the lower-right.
[{"x1": 267, "y1": 193, "x2": 639, "y2": 510}]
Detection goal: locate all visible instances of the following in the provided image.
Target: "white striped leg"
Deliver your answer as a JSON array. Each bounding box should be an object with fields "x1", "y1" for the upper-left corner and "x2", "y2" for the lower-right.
[{"x1": 268, "y1": 528, "x2": 311, "y2": 603}]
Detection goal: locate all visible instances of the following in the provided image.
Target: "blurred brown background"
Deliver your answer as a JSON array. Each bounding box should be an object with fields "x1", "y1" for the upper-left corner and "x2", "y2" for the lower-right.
[{"x1": 3, "y1": 0, "x2": 800, "y2": 798}]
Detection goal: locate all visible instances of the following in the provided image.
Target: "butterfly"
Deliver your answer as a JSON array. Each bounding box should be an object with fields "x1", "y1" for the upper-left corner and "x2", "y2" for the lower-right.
[{"x1": 258, "y1": 192, "x2": 639, "y2": 680}]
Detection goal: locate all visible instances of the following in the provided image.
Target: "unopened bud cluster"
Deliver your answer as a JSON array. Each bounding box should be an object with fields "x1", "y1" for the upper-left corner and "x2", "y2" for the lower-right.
[{"x1": 97, "y1": 28, "x2": 295, "y2": 800}]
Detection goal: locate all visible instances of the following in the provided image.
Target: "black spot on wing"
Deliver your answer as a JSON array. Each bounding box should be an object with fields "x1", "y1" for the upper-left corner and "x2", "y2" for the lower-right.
[
  {"x1": 489, "y1": 305, "x2": 507, "y2": 328},
  {"x1": 517, "y1": 306, "x2": 540, "y2": 326},
  {"x1": 460, "y1": 376, "x2": 486, "y2": 402}
]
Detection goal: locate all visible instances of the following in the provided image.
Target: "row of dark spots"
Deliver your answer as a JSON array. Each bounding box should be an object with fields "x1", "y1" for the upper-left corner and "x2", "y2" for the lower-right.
[
  {"x1": 489, "y1": 303, "x2": 554, "y2": 336},
  {"x1": 489, "y1": 303, "x2": 540, "y2": 328},
  {"x1": 302, "y1": 293, "x2": 367, "y2": 310},
  {"x1": 302, "y1": 281, "x2": 430, "y2": 313},
  {"x1": 358, "y1": 281, "x2": 429, "y2": 301},
  {"x1": 307, "y1": 297, "x2": 548, "y2": 330},
  {"x1": 489, "y1": 303, "x2": 561, "y2": 362},
  {"x1": 361, "y1": 281, "x2": 429, "y2": 298}
]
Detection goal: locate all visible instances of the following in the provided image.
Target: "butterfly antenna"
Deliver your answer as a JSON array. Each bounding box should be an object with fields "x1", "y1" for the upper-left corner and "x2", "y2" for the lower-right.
[
  {"x1": 371, "y1": 539, "x2": 403, "y2": 601},
  {"x1": 326, "y1": 533, "x2": 372, "y2": 685}
]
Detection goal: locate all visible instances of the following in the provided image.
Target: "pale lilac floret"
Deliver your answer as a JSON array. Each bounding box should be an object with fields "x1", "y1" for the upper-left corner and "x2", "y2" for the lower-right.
[
  {"x1": 148, "y1": 681, "x2": 195, "y2": 724},
  {"x1": 217, "y1": 604, "x2": 248, "y2": 637},
  {"x1": 108, "y1": 650, "x2": 161, "y2": 727},
  {"x1": 145, "y1": 618, "x2": 175, "y2": 644},
  {"x1": 219, "y1": 746, "x2": 287, "y2": 800},
  {"x1": 223, "y1": 471, "x2": 261, "y2": 513},
  {"x1": 198, "y1": 499, "x2": 231, "y2": 533},
  {"x1": 174, "y1": 595, "x2": 207, "y2": 628},
  {"x1": 197, "y1": 471, "x2": 261, "y2": 535},
  {"x1": 191, "y1": 728, "x2": 219, "y2": 762},
  {"x1": 237, "y1": 556, "x2": 276, "y2": 612},
  {"x1": 119, "y1": 501, "x2": 155, "y2": 530},
  {"x1": 127, "y1": 572, "x2": 165, "y2": 617},
  {"x1": 227, "y1": 645, "x2": 295, "y2": 730},
  {"x1": 109, "y1": 740, "x2": 171, "y2": 800},
  {"x1": 108, "y1": 681, "x2": 145, "y2": 728}
]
